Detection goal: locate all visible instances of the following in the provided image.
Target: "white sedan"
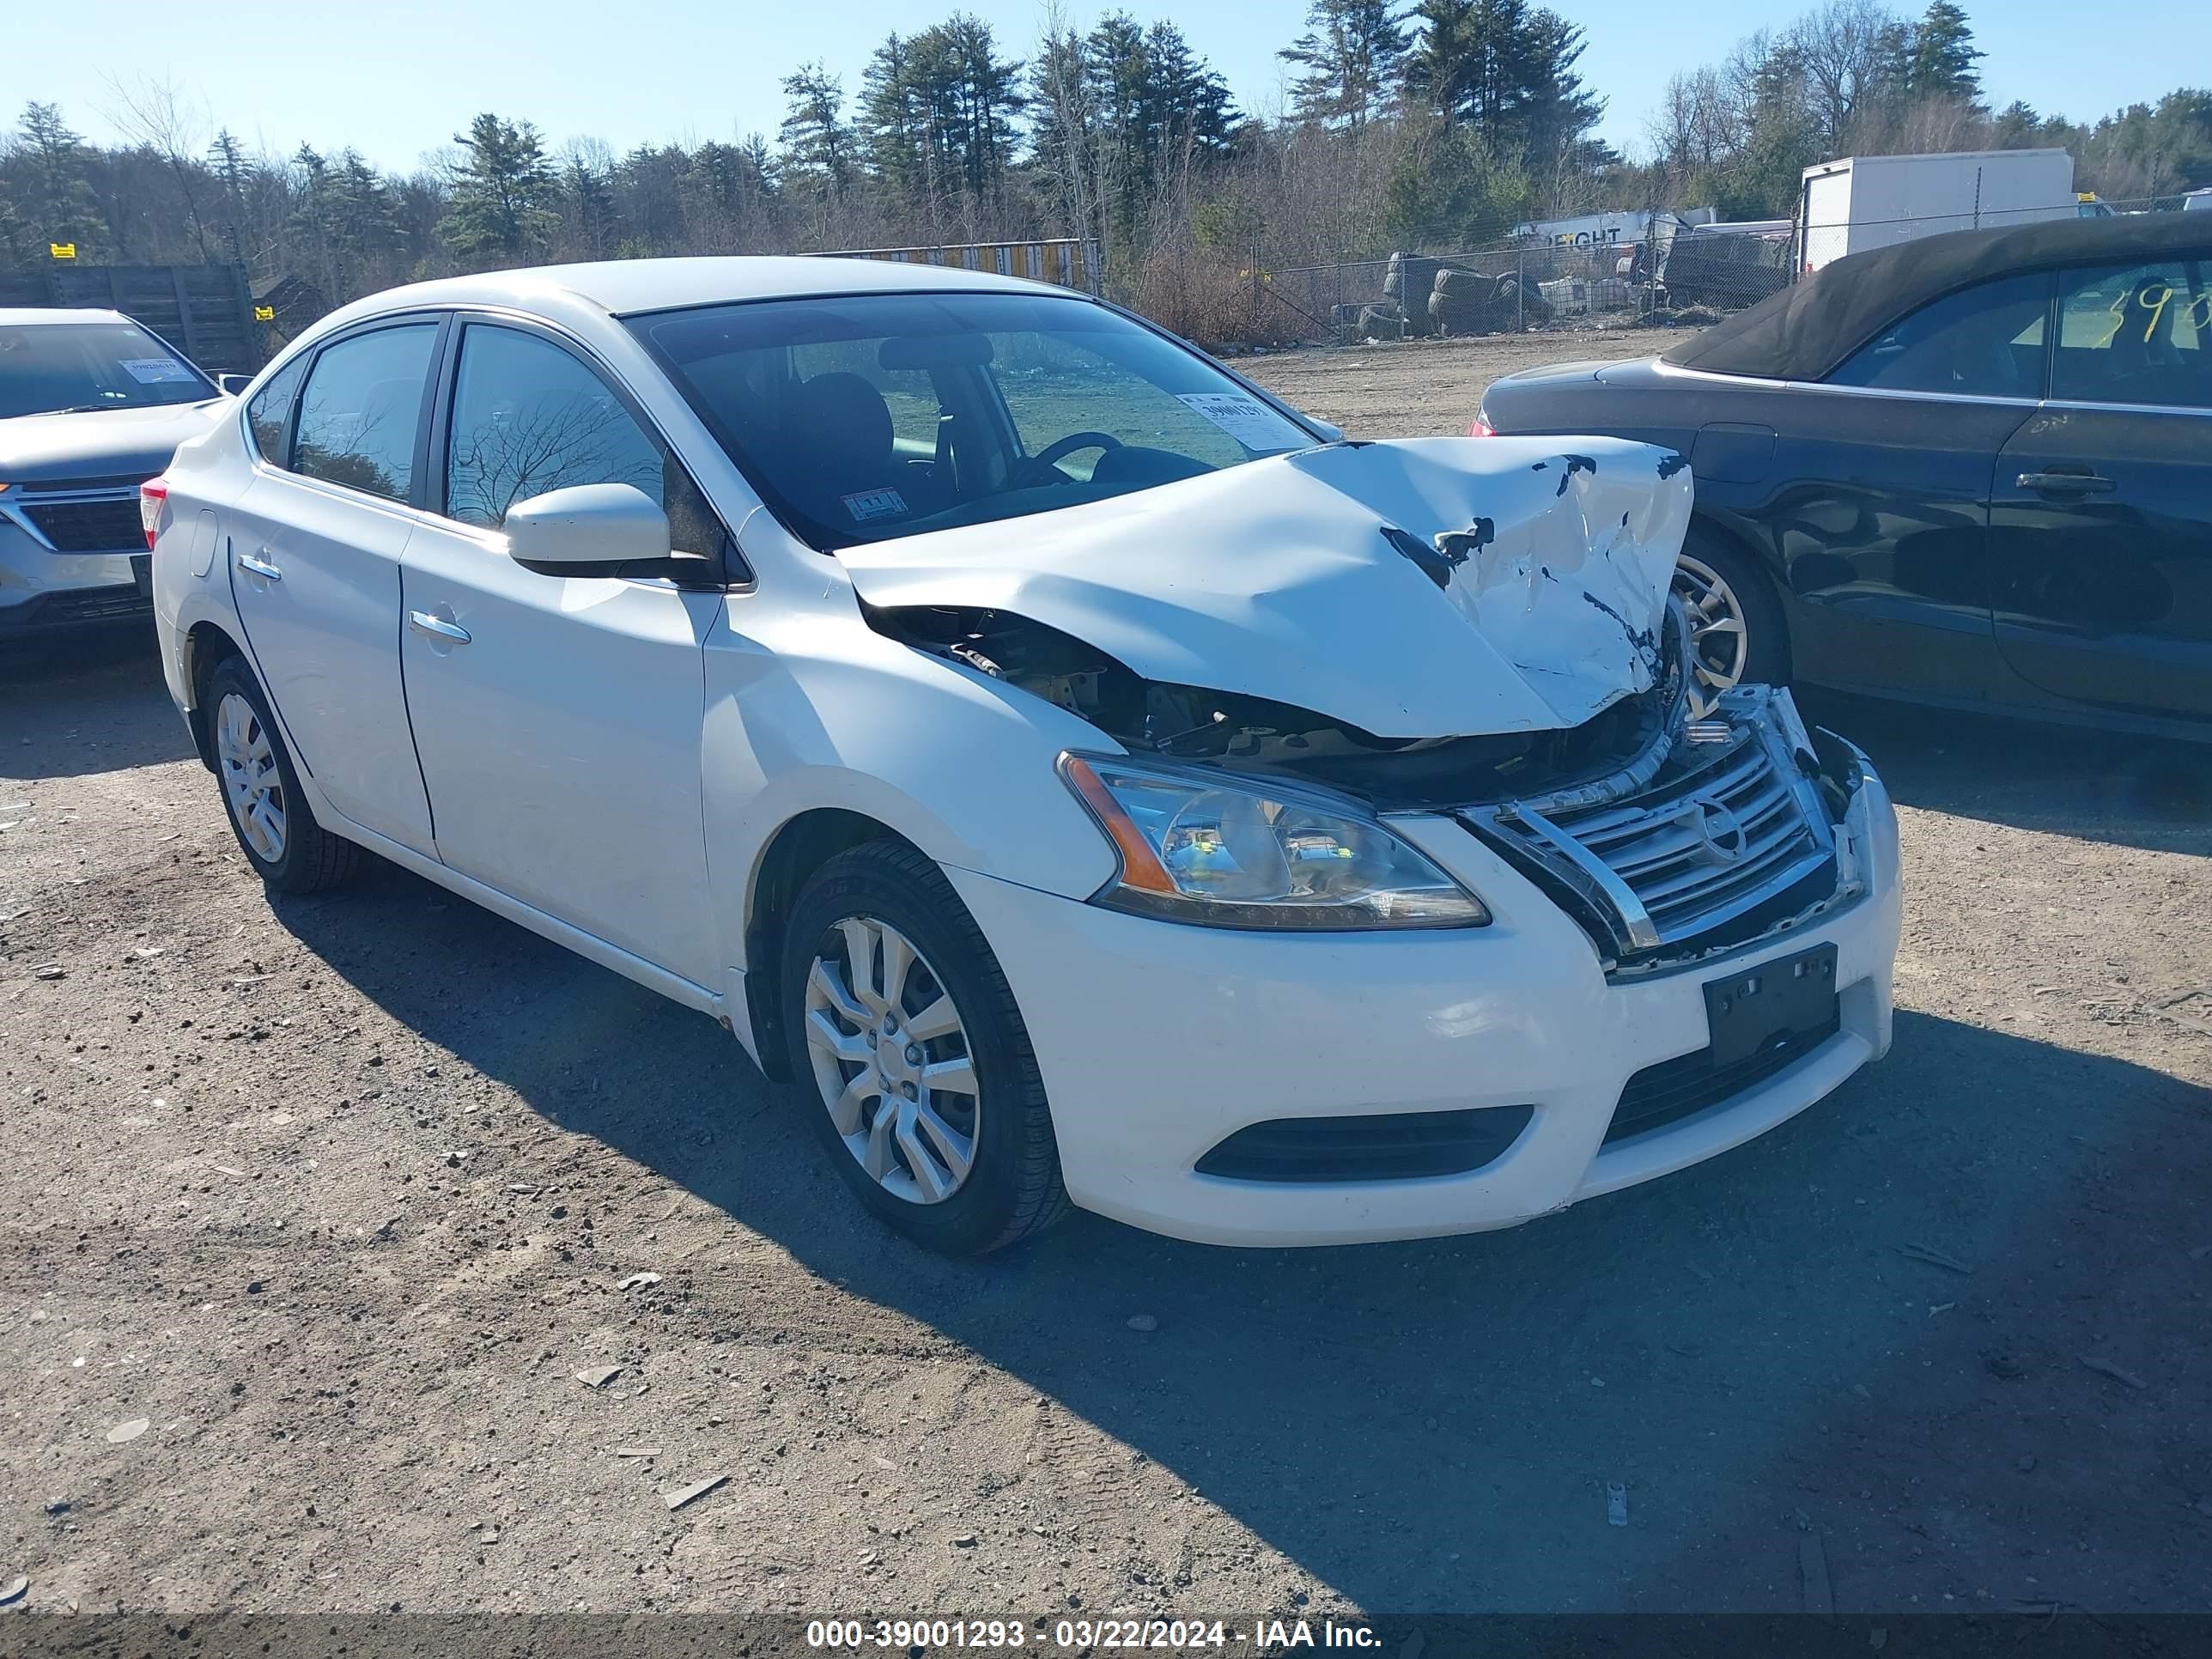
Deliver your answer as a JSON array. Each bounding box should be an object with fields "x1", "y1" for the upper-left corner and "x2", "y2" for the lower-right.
[{"x1": 146, "y1": 258, "x2": 1901, "y2": 1254}]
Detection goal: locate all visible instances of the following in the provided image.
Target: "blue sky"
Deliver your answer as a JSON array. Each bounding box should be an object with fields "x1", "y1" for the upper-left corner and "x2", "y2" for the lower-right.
[{"x1": 18, "y1": 0, "x2": 2165, "y2": 174}]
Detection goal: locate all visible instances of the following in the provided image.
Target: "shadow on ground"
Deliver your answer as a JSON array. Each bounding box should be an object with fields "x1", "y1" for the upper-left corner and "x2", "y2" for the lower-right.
[
  {"x1": 268, "y1": 859, "x2": 2209, "y2": 1613},
  {"x1": 0, "y1": 631, "x2": 194, "y2": 781},
  {"x1": 24, "y1": 643, "x2": 2209, "y2": 1608},
  {"x1": 1796, "y1": 689, "x2": 2209, "y2": 858}
]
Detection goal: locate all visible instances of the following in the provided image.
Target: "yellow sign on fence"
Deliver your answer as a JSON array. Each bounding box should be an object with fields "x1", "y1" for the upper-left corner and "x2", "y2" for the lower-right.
[
  {"x1": 49, "y1": 241, "x2": 76, "y2": 260},
  {"x1": 253, "y1": 305, "x2": 275, "y2": 322}
]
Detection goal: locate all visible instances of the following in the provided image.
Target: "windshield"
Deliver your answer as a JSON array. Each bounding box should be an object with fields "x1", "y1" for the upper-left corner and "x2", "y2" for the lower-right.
[
  {"x1": 628, "y1": 291, "x2": 1317, "y2": 550},
  {"x1": 0, "y1": 320, "x2": 215, "y2": 419}
]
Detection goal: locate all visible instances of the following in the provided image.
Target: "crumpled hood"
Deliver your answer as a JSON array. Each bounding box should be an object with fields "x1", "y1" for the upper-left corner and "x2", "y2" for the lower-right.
[
  {"x1": 839, "y1": 434, "x2": 1693, "y2": 738},
  {"x1": 0, "y1": 399, "x2": 229, "y2": 484}
]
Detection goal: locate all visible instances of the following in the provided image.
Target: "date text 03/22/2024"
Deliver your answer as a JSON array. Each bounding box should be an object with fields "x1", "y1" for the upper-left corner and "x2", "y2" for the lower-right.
[{"x1": 805, "y1": 1617, "x2": 1382, "y2": 1650}]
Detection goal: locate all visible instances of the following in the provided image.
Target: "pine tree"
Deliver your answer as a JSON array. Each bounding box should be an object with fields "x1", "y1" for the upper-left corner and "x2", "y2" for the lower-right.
[
  {"x1": 860, "y1": 35, "x2": 927, "y2": 206},
  {"x1": 17, "y1": 102, "x2": 98, "y2": 253},
  {"x1": 207, "y1": 129, "x2": 252, "y2": 262},
  {"x1": 1907, "y1": 2, "x2": 1983, "y2": 103},
  {"x1": 562, "y1": 149, "x2": 620, "y2": 259},
  {"x1": 1142, "y1": 21, "x2": 1237, "y2": 164},
  {"x1": 1279, "y1": 0, "x2": 1410, "y2": 129},
  {"x1": 289, "y1": 144, "x2": 349, "y2": 299},
  {"x1": 439, "y1": 112, "x2": 560, "y2": 264},
  {"x1": 778, "y1": 64, "x2": 856, "y2": 213},
  {"x1": 1405, "y1": 0, "x2": 1601, "y2": 176},
  {"x1": 330, "y1": 151, "x2": 401, "y2": 282}
]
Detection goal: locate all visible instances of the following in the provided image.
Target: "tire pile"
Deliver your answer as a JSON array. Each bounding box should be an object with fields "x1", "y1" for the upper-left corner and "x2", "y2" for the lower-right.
[{"x1": 1355, "y1": 252, "x2": 1553, "y2": 341}]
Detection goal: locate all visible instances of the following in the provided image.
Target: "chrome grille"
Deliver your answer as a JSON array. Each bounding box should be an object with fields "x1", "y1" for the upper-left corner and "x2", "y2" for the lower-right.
[
  {"x1": 9, "y1": 478, "x2": 153, "y2": 555},
  {"x1": 1462, "y1": 694, "x2": 1837, "y2": 968},
  {"x1": 21, "y1": 497, "x2": 145, "y2": 553}
]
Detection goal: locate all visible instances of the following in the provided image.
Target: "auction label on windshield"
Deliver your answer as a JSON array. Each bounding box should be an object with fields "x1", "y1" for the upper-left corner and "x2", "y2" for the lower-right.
[
  {"x1": 805, "y1": 1617, "x2": 1381, "y2": 1650},
  {"x1": 118, "y1": 357, "x2": 198, "y2": 384},
  {"x1": 1175, "y1": 392, "x2": 1287, "y2": 451}
]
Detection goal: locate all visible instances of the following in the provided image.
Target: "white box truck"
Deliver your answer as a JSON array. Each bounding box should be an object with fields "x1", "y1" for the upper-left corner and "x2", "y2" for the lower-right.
[{"x1": 1798, "y1": 149, "x2": 2076, "y2": 272}]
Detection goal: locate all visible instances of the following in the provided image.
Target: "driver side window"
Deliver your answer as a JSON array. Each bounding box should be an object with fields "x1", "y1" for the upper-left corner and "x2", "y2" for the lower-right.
[
  {"x1": 441, "y1": 323, "x2": 726, "y2": 557},
  {"x1": 1826, "y1": 272, "x2": 2051, "y2": 398}
]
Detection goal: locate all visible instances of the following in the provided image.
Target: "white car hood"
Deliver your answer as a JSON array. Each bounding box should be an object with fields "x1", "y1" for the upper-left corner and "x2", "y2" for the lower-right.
[
  {"x1": 838, "y1": 434, "x2": 1693, "y2": 738},
  {"x1": 0, "y1": 398, "x2": 230, "y2": 484}
]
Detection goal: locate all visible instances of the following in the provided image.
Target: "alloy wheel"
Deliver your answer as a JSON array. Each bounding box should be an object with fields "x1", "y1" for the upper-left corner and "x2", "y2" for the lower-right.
[
  {"x1": 216, "y1": 691, "x2": 287, "y2": 863},
  {"x1": 802, "y1": 915, "x2": 980, "y2": 1206},
  {"x1": 1672, "y1": 553, "x2": 1751, "y2": 720}
]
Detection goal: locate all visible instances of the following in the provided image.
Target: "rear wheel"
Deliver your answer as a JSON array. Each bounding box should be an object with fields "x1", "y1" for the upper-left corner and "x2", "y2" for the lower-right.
[
  {"x1": 204, "y1": 655, "x2": 363, "y2": 894},
  {"x1": 779, "y1": 840, "x2": 1067, "y2": 1255},
  {"x1": 1673, "y1": 527, "x2": 1789, "y2": 718}
]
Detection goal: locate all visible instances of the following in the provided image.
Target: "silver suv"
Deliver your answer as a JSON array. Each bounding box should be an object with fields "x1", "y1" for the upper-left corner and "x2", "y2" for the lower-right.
[{"x1": 1, "y1": 307, "x2": 231, "y2": 644}]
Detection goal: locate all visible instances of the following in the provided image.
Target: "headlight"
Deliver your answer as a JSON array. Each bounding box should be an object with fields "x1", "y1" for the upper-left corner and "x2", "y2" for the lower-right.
[{"x1": 1060, "y1": 753, "x2": 1490, "y2": 931}]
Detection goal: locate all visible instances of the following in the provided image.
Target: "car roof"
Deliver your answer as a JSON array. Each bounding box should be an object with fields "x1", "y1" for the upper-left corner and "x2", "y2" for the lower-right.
[
  {"x1": 316, "y1": 256, "x2": 1081, "y2": 330},
  {"x1": 0, "y1": 307, "x2": 134, "y2": 327},
  {"x1": 1664, "y1": 213, "x2": 2212, "y2": 382}
]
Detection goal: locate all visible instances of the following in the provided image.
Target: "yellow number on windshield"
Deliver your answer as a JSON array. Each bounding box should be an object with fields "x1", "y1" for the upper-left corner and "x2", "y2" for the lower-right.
[{"x1": 2136, "y1": 282, "x2": 2173, "y2": 343}]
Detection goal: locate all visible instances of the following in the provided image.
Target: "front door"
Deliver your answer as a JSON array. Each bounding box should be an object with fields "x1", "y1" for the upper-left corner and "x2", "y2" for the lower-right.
[
  {"x1": 227, "y1": 320, "x2": 442, "y2": 853},
  {"x1": 397, "y1": 319, "x2": 726, "y2": 987},
  {"x1": 1989, "y1": 257, "x2": 2212, "y2": 722},
  {"x1": 1776, "y1": 270, "x2": 2049, "y2": 704}
]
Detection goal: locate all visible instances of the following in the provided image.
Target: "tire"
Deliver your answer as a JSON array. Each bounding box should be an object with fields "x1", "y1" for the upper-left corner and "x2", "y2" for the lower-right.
[
  {"x1": 1673, "y1": 526, "x2": 1790, "y2": 718},
  {"x1": 778, "y1": 840, "x2": 1069, "y2": 1255},
  {"x1": 203, "y1": 654, "x2": 364, "y2": 895}
]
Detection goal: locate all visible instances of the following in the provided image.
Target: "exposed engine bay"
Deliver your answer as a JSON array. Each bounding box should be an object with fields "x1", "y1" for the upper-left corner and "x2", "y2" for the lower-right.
[
  {"x1": 868, "y1": 595, "x2": 1874, "y2": 979},
  {"x1": 866, "y1": 598, "x2": 1692, "y2": 812}
]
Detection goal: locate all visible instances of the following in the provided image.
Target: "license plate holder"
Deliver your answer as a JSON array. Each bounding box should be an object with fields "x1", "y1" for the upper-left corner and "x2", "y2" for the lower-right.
[
  {"x1": 1703, "y1": 943, "x2": 1838, "y2": 1068},
  {"x1": 131, "y1": 554, "x2": 153, "y2": 598}
]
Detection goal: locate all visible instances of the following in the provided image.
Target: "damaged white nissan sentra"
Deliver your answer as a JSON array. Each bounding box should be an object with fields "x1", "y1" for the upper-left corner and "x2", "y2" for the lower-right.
[{"x1": 147, "y1": 258, "x2": 1901, "y2": 1254}]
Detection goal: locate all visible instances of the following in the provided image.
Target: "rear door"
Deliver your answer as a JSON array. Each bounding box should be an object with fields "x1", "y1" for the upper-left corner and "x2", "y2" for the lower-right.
[
  {"x1": 397, "y1": 317, "x2": 727, "y2": 986},
  {"x1": 1988, "y1": 257, "x2": 2212, "y2": 721},
  {"x1": 226, "y1": 319, "x2": 444, "y2": 853}
]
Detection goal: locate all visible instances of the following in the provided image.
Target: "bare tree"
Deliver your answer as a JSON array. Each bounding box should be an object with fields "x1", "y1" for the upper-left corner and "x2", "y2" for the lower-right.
[
  {"x1": 101, "y1": 73, "x2": 214, "y2": 259},
  {"x1": 1030, "y1": 2, "x2": 1117, "y2": 274},
  {"x1": 1787, "y1": 0, "x2": 1906, "y2": 148}
]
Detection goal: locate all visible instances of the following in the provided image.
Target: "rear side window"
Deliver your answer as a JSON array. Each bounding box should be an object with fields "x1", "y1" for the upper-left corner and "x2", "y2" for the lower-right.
[
  {"x1": 1826, "y1": 273, "x2": 2051, "y2": 398},
  {"x1": 441, "y1": 323, "x2": 726, "y2": 556},
  {"x1": 293, "y1": 325, "x2": 439, "y2": 503},
  {"x1": 2051, "y1": 260, "x2": 2209, "y2": 411},
  {"x1": 246, "y1": 356, "x2": 307, "y2": 463}
]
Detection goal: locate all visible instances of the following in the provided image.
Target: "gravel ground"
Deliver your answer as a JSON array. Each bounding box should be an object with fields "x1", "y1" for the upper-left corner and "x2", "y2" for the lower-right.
[{"x1": 2, "y1": 332, "x2": 2208, "y2": 1621}]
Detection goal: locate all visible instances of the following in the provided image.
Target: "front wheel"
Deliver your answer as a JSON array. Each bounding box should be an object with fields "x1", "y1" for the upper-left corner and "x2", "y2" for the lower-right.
[
  {"x1": 778, "y1": 841, "x2": 1068, "y2": 1255},
  {"x1": 1673, "y1": 528, "x2": 1790, "y2": 719}
]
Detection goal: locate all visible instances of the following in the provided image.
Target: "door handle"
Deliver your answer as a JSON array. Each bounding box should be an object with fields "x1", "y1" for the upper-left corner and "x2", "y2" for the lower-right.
[
  {"x1": 407, "y1": 609, "x2": 471, "y2": 644},
  {"x1": 2016, "y1": 471, "x2": 2114, "y2": 495},
  {"x1": 235, "y1": 549, "x2": 283, "y2": 580}
]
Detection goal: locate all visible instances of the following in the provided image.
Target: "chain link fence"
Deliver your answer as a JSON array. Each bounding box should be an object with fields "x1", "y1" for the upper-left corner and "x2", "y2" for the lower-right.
[{"x1": 1261, "y1": 194, "x2": 2192, "y2": 349}]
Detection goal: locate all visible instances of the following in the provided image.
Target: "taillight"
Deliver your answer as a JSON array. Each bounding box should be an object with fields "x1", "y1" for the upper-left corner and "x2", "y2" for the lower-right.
[
  {"x1": 1468, "y1": 413, "x2": 1497, "y2": 437},
  {"x1": 139, "y1": 477, "x2": 168, "y2": 550}
]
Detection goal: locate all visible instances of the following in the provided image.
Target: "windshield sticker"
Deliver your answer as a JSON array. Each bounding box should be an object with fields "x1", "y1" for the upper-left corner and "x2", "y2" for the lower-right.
[
  {"x1": 842, "y1": 487, "x2": 908, "y2": 523},
  {"x1": 1176, "y1": 392, "x2": 1289, "y2": 450},
  {"x1": 118, "y1": 357, "x2": 198, "y2": 385}
]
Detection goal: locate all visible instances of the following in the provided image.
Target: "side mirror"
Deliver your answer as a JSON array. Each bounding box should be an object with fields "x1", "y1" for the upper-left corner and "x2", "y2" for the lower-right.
[
  {"x1": 216, "y1": 373, "x2": 253, "y2": 396},
  {"x1": 505, "y1": 483, "x2": 672, "y2": 575},
  {"x1": 1307, "y1": 417, "x2": 1346, "y2": 444}
]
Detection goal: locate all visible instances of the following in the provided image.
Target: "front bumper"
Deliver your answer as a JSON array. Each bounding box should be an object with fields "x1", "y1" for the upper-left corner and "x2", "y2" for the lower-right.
[
  {"x1": 945, "y1": 750, "x2": 1900, "y2": 1247},
  {"x1": 0, "y1": 511, "x2": 149, "y2": 641}
]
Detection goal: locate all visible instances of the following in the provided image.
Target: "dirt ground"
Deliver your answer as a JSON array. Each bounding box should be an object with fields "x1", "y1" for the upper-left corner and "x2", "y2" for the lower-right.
[
  {"x1": 3, "y1": 333, "x2": 2209, "y2": 1623},
  {"x1": 1238, "y1": 329, "x2": 1654, "y2": 440}
]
